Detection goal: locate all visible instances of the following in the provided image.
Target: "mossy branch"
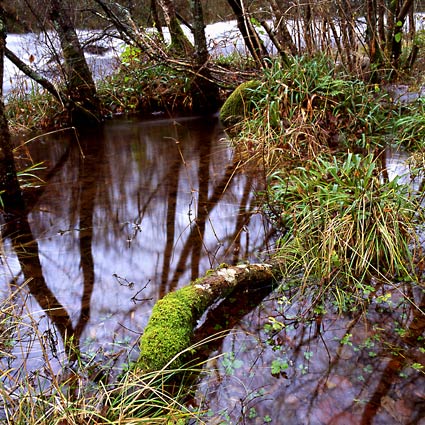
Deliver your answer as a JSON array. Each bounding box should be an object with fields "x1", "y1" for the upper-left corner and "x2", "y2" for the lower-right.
[{"x1": 138, "y1": 262, "x2": 280, "y2": 371}]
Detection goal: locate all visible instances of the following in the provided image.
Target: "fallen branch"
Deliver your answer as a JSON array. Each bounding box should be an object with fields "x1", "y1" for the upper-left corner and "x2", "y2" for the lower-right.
[{"x1": 138, "y1": 261, "x2": 281, "y2": 371}]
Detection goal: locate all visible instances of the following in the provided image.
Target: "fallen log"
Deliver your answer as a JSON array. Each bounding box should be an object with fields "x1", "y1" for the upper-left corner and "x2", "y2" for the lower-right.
[{"x1": 138, "y1": 261, "x2": 281, "y2": 371}]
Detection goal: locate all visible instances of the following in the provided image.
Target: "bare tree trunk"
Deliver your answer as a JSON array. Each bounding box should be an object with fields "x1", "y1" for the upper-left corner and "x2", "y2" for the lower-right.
[
  {"x1": 303, "y1": 0, "x2": 314, "y2": 53},
  {"x1": 377, "y1": 0, "x2": 386, "y2": 43},
  {"x1": 157, "y1": 0, "x2": 194, "y2": 56},
  {"x1": 267, "y1": 0, "x2": 297, "y2": 55},
  {"x1": 0, "y1": 8, "x2": 24, "y2": 214},
  {"x1": 391, "y1": 0, "x2": 415, "y2": 66},
  {"x1": 227, "y1": 0, "x2": 269, "y2": 67},
  {"x1": 366, "y1": 0, "x2": 382, "y2": 75},
  {"x1": 150, "y1": 0, "x2": 164, "y2": 40},
  {"x1": 189, "y1": 0, "x2": 220, "y2": 112},
  {"x1": 48, "y1": 0, "x2": 100, "y2": 125}
]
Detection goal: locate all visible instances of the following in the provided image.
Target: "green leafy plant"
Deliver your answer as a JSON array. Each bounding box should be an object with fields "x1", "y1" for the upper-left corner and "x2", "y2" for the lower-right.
[
  {"x1": 270, "y1": 358, "x2": 290, "y2": 377},
  {"x1": 267, "y1": 152, "x2": 421, "y2": 309}
]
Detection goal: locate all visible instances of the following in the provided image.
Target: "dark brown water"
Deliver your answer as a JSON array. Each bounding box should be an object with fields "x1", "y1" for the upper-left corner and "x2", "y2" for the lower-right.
[{"x1": 1, "y1": 116, "x2": 424, "y2": 424}]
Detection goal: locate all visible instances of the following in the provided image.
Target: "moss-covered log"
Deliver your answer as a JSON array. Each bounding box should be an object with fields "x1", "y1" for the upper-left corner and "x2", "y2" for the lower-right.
[{"x1": 138, "y1": 262, "x2": 280, "y2": 371}]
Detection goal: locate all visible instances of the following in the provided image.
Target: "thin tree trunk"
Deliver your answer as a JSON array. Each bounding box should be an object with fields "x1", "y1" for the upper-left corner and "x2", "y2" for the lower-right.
[
  {"x1": 157, "y1": 0, "x2": 194, "y2": 56},
  {"x1": 189, "y1": 0, "x2": 220, "y2": 112},
  {"x1": 150, "y1": 0, "x2": 164, "y2": 40},
  {"x1": 227, "y1": 0, "x2": 269, "y2": 67},
  {"x1": 303, "y1": 0, "x2": 314, "y2": 53},
  {"x1": 392, "y1": 0, "x2": 415, "y2": 66},
  {"x1": 268, "y1": 0, "x2": 297, "y2": 55},
  {"x1": 5, "y1": 47, "x2": 64, "y2": 102},
  {"x1": 48, "y1": 0, "x2": 100, "y2": 125}
]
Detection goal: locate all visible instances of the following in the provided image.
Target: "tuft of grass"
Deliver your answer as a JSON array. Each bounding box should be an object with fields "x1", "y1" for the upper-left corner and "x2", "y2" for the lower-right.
[
  {"x1": 266, "y1": 152, "x2": 421, "y2": 310},
  {"x1": 392, "y1": 97, "x2": 425, "y2": 149},
  {"x1": 227, "y1": 56, "x2": 393, "y2": 168},
  {"x1": 0, "y1": 282, "x2": 213, "y2": 424},
  {"x1": 6, "y1": 83, "x2": 66, "y2": 133}
]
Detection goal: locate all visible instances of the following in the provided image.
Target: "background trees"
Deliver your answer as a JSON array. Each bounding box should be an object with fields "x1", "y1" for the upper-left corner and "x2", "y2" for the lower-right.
[
  {"x1": 0, "y1": 6, "x2": 23, "y2": 214},
  {"x1": 3, "y1": 1, "x2": 424, "y2": 117}
]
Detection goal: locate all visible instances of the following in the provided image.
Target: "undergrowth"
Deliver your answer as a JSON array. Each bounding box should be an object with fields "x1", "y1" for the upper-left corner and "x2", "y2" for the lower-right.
[
  {"x1": 267, "y1": 152, "x2": 422, "y2": 310},
  {"x1": 223, "y1": 56, "x2": 425, "y2": 312}
]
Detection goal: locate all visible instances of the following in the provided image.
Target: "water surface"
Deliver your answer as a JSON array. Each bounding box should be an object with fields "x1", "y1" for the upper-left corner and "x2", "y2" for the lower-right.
[{"x1": 0, "y1": 114, "x2": 271, "y2": 375}]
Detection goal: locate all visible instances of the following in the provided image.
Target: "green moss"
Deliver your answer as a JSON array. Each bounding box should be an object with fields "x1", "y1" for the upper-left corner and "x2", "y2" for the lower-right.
[
  {"x1": 219, "y1": 80, "x2": 263, "y2": 129},
  {"x1": 138, "y1": 286, "x2": 203, "y2": 371}
]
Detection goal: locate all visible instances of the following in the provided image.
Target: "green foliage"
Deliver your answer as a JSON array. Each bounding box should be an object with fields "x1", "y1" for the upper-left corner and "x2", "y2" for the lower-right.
[
  {"x1": 270, "y1": 358, "x2": 290, "y2": 376},
  {"x1": 231, "y1": 56, "x2": 392, "y2": 167},
  {"x1": 98, "y1": 48, "x2": 194, "y2": 115},
  {"x1": 392, "y1": 98, "x2": 425, "y2": 148},
  {"x1": 221, "y1": 351, "x2": 244, "y2": 375},
  {"x1": 267, "y1": 152, "x2": 420, "y2": 308}
]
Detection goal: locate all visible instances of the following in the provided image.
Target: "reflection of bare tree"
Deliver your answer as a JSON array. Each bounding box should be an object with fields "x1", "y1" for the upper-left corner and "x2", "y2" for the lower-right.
[
  {"x1": 5, "y1": 214, "x2": 75, "y2": 351},
  {"x1": 2, "y1": 128, "x2": 104, "y2": 363},
  {"x1": 1, "y1": 137, "x2": 75, "y2": 355},
  {"x1": 166, "y1": 158, "x2": 237, "y2": 293},
  {"x1": 360, "y1": 294, "x2": 425, "y2": 424},
  {"x1": 160, "y1": 155, "x2": 181, "y2": 289},
  {"x1": 72, "y1": 130, "x2": 104, "y2": 345},
  {"x1": 189, "y1": 131, "x2": 212, "y2": 281},
  {"x1": 159, "y1": 118, "x2": 231, "y2": 296}
]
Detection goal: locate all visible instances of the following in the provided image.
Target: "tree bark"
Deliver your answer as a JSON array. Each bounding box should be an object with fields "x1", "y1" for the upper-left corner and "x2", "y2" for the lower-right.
[
  {"x1": 48, "y1": 0, "x2": 100, "y2": 125},
  {"x1": 189, "y1": 0, "x2": 220, "y2": 112},
  {"x1": 0, "y1": 8, "x2": 24, "y2": 215},
  {"x1": 157, "y1": 0, "x2": 194, "y2": 56},
  {"x1": 268, "y1": 0, "x2": 297, "y2": 56},
  {"x1": 226, "y1": 0, "x2": 269, "y2": 67}
]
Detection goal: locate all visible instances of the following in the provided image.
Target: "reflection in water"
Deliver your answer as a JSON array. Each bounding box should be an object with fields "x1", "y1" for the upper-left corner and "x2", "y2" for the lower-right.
[
  {"x1": 192, "y1": 147, "x2": 425, "y2": 424},
  {"x1": 195, "y1": 284, "x2": 425, "y2": 424},
  {"x1": 0, "y1": 115, "x2": 271, "y2": 384}
]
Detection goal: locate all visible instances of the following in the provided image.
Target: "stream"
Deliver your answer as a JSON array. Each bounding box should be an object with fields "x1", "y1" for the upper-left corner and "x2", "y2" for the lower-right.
[{"x1": 0, "y1": 114, "x2": 270, "y2": 394}]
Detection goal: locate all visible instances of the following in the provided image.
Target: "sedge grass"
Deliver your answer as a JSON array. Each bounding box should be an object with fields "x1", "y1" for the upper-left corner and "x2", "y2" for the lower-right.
[
  {"x1": 267, "y1": 152, "x2": 422, "y2": 311},
  {"x1": 230, "y1": 56, "x2": 392, "y2": 170}
]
